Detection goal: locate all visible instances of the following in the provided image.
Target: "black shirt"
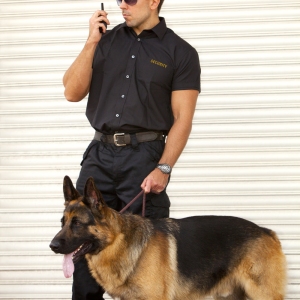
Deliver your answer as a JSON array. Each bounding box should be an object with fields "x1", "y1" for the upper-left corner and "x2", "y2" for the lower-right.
[{"x1": 87, "y1": 18, "x2": 201, "y2": 134}]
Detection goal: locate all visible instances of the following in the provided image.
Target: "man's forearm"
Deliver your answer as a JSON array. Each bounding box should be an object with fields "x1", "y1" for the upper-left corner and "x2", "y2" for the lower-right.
[
  {"x1": 63, "y1": 9, "x2": 109, "y2": 102},
  {"x1": 158, "y1": 89, "x2": 198, "y2": 168},
  {"x1": 158, "y1": 117, "x2": 192, "y2": 168},
  {"x1": 63, "y1": 41, "x2": 98, "y2": 102},
  {"x1": 140, "y1": 118, "x2": 192, "y2": 194}
]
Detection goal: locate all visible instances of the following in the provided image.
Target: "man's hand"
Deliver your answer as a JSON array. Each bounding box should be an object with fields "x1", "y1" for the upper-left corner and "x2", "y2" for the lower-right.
[
  {"x1": 88, "y1": 10, "x2": 110, "y2": 43},
  {"x1": 141, "y1": 168, "x2": 170, "y2": 194}
]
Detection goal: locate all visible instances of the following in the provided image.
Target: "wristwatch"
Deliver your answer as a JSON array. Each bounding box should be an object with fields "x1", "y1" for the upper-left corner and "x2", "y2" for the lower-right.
[{"x1": 156, "y1": 163, "x2": 172, "y2": 174}]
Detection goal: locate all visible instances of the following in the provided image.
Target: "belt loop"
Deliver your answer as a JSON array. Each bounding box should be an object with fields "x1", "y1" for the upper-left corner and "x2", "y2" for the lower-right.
[
  {"x1": 99, "y1": 134, "x2": 105, "y2": 143},
  {"x1": 130, "y1": 133, "x2": 139, "y2": 149}
]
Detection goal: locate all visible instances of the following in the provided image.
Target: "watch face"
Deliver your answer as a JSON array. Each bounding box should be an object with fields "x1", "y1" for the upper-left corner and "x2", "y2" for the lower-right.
[{"x1": 157, "y1": 164, "x2": 171, "y2": 174}]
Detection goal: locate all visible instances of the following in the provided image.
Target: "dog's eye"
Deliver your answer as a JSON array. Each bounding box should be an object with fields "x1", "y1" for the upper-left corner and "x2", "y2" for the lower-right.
[{"x1": 72, "y1": 217, "x2": 81, "y2": 226}]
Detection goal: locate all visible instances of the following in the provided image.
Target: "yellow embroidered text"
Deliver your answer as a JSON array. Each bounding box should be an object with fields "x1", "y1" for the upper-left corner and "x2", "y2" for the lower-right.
[{"x1": 150, "y1": 59, "x2": 167, "y2": 69}]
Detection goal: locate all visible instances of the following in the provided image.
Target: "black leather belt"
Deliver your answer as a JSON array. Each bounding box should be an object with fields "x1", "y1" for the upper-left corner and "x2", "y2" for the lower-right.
[{"x1": 94, "y1": 131, "x2": 164, "y2": 146}]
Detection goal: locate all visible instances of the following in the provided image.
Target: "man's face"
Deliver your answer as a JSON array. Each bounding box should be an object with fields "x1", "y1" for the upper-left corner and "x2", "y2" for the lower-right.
[{"x1": 119, "y1": 0, "x2": 158, "y2": 34}]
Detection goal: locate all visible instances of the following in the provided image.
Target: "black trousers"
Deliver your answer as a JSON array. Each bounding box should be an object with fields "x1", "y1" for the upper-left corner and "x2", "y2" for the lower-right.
[{"x1": 73, "y1": 138, "x2": 170, "y2": 300}]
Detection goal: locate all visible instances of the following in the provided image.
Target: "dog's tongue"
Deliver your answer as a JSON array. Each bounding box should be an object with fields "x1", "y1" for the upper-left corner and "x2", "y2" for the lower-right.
[{"x1": 62, "y1": 253, "x2": 74, "y2": 278}]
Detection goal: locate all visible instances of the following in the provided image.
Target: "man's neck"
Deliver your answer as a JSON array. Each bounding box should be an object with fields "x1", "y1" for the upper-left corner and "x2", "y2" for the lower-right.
[{"x1": 133, "y1": 16, "x2": 160, "y2": 36}]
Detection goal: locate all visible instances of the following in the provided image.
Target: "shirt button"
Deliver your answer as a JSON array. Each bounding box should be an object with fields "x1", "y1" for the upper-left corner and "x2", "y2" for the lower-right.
[
  {"x1": 132, "y1": 55, "x2": 135, "y2": 58},
  {"x1": 121, "y1": 95, "x2": 125, "y2": 98},
  {"x1": 116, "y1": 114, "x2": 119, "y2": 118},
  {"x1": 126, "y1": 75, "x2": 129, "y2": 78},
  {"x1": 137, "y1": 38, "x2": 141, "y2": 41}
]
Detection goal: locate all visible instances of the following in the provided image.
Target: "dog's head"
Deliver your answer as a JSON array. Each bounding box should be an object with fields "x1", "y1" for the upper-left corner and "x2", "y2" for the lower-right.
[{"x1": 49, "y1": 176, "x2": 115, "y2": 277}]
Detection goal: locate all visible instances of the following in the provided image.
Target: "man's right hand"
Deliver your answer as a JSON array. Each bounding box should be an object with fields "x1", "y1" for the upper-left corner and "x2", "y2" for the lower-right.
[{"x1": 88, "y1": 10, "x2": 110, "y2": 43}]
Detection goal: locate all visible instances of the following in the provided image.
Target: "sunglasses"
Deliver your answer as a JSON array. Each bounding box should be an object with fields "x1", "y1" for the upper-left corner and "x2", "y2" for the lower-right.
[{"x1": 116, "y1": 0, "x2": 138, "y2": 6}]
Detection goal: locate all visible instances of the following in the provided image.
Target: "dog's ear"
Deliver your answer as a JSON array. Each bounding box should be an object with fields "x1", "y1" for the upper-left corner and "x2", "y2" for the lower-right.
[
  {"x1": 83, "y1": 177, "x2": 105, "y2": 209},
  {"x1": 63, "y1": 176, "x2": 81, "y2": 206}
]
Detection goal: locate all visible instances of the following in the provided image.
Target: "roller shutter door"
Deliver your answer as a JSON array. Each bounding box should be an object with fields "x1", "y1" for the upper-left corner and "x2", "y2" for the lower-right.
[{"x1": 0, "y1": 0, "x2": 299, "y2": 299}]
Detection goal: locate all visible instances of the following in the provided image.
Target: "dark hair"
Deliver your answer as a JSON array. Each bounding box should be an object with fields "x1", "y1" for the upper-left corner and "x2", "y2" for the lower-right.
[{"x1": 157, "y1": 0, "x2": 164, "y2": 13}]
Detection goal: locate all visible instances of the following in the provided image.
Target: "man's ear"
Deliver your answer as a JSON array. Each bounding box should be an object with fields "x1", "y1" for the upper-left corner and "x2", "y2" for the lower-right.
[
  {"x1": 63, "y1": 176, "x2": 81, "y2": 206},
  {"x1": 83, "y1": 177, "x2": 106, "y2": 209},
  {"x1": 150, "y1": 0, "x2": 160, "y2": 12}
]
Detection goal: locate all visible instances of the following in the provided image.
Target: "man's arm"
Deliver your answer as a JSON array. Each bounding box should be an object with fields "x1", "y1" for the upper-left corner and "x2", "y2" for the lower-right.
[
  {"x1": 63, "y1": 10, "x2": 109, "y2": 102},
  {"x1": 141, "y1": 89, "x2": 199, "y2": 193}
]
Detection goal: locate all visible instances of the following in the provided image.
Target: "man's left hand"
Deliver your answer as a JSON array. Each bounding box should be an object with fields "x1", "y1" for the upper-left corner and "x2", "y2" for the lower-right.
[{"x1": 141, "y1": 168, "x2": 169, "y2": 194}]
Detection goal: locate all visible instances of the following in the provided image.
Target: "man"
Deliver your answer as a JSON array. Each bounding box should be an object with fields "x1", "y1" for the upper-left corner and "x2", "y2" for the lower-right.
[{"x1": 63, "y1": 0, "x2": 200, "y2": 298}]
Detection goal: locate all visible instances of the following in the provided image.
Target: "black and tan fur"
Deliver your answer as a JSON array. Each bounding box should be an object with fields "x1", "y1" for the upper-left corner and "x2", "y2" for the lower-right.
[{"x1": 50, "y1": 176, "x2": 286, "y2": 300}]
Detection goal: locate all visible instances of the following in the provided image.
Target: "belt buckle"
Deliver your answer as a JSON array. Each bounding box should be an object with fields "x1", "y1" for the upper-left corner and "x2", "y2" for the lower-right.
[{"x1": 113, "y1": 133, "x2": 126, "y2": 146}]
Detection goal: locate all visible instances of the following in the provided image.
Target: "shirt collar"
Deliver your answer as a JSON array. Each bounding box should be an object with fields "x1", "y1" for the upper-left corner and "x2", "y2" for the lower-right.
[
  {"x1": 118, "y1": 17, "x2": 167, "y2": 40},
  {"x1": 151, "y1": 17, "x2": 167, "y2": 40}
]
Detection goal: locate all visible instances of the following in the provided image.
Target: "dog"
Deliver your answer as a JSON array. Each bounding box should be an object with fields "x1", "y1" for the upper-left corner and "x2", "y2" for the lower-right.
[{"x1": 50, "y1": 176, "x2": 286, "y2": 300}]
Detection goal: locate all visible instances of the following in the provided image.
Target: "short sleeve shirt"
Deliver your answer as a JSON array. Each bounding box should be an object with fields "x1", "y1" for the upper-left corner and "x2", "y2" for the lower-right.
[{"x1": 87, "y1": 17, "x2": 201, "y2": 134}]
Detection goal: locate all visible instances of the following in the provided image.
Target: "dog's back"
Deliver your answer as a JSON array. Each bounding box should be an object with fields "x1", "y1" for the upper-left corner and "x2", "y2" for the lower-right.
[{"x1": 158, "y1": 216, "x2": 286, "y2": 299}]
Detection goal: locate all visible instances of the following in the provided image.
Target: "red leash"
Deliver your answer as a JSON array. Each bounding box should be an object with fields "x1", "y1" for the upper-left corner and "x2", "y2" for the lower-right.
[{"x1": 119, "y1": 190, "x2": 146, "y2": 217}]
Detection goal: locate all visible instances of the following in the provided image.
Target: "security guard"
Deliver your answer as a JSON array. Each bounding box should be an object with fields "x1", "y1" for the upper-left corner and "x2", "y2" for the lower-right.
[{"x1": 63, "y1": 0, "x2": 200, "y2": 298}]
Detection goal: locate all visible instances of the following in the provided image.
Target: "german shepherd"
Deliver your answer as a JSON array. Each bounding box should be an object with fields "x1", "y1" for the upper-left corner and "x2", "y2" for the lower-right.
[{"x1": 50, "y1": 176, "x2": 286, "y2": 300}]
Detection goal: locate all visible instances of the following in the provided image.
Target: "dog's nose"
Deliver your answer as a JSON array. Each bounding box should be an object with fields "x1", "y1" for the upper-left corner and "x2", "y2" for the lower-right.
[{"x1": 49, "y1": 240, "x2": 61, "y2": 252}]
